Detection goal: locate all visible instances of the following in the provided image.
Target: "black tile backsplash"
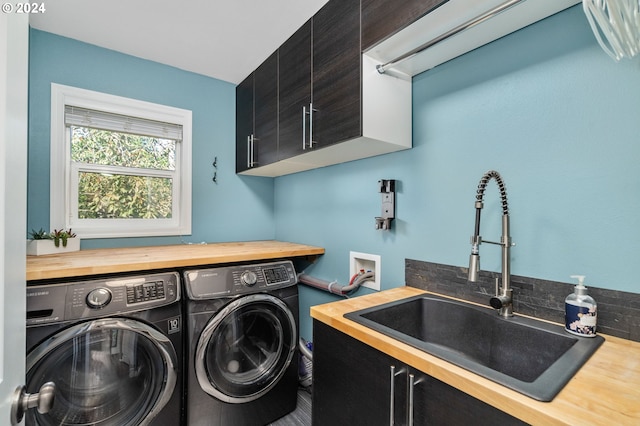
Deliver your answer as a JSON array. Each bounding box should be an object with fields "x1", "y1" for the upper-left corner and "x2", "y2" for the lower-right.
[{"x1": 405, "y1": 259, "x2": 640, "y2": 342}]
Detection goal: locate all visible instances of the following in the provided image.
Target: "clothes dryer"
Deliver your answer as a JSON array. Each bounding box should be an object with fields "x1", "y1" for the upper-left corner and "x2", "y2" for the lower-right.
[
  {"x1": 26, "y1": 271, "x2": 183, "y2": 426},
  {"x1": 183, "y1": 260, "x2": 299, "y2": 426}
]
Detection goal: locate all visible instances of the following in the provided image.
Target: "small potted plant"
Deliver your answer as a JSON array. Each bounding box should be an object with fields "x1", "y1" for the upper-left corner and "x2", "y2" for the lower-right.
[{"x1": 27, "y1": 228, "x2": 80, "y2": 255}]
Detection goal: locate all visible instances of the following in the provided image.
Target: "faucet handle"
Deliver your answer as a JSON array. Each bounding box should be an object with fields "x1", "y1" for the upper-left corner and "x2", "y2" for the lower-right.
[
  {"x1": 490, "y1": 277, "x2": 513, "y2": 316},
  {"x1": 490, "y1": 278, "x2": 505, "y2": 309}
]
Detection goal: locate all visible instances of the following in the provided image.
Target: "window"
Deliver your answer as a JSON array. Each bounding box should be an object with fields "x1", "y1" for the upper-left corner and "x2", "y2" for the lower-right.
[{"x1": 50, "y1": 84, "x2": 192, "y2": 238}]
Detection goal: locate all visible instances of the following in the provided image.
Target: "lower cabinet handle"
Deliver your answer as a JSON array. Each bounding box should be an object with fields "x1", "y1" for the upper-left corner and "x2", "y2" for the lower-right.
[
  {"x1": 389, "y1": 365, "x2": 405, "y2": 426},
  {"x1": 408, "y1": 373, "x2": 423, "y2": 426},
  {"x1": 389, "y1": 366, "x2": 396, "y2": 426}
]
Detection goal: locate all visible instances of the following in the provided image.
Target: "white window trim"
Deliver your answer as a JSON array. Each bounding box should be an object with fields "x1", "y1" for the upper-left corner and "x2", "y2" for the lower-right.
[{"x1": 50, "y1": 83, "x2": 192, "y2": 239}]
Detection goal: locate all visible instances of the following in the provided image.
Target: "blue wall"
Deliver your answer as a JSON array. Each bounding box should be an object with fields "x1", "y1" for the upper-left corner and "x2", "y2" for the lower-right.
[
  {"x1": 274, "y1": 6, "x2": 640, "y2": 339},
  {"x1": 28, "y1": 6, "x2": 640, "y2": 341},
  {"x1": 28, "y1": 29, "x2": 275, "y2": 247}
]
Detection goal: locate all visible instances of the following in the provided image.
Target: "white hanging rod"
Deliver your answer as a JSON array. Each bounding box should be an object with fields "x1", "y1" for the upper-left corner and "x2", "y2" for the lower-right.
[{"x1": 376, "y1": 0, "x2": 527, "y2": 74}]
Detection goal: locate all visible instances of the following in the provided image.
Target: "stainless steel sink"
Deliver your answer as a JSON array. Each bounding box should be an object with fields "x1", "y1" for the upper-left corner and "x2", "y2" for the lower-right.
[{"x1": 344, "y1": 293, "x2": 604, "y2": 401}]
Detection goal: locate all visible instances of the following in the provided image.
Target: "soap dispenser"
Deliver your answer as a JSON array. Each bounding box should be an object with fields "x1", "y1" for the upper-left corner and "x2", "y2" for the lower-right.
[{"x1": 565, "y1": 275, "x2": 597, "y2": 337}]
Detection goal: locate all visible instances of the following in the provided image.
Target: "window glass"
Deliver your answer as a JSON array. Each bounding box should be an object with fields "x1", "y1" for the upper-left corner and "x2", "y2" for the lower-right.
[
  {"x1": 77, "y1": 171, "x2": 173, "y2": 219},
  {"x1": 71, "y1": 127, "x2": 176, "y2": 170}
]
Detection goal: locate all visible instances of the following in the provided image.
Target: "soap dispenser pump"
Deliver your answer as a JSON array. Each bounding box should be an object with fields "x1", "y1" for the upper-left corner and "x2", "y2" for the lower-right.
[{"x1": 565, "y1": 275, "x2": 597, "y2": 337}]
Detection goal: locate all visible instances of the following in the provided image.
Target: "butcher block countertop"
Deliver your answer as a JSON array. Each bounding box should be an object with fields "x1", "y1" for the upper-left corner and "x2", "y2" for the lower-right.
[
  {"x1": 26, "y1": 240, "x2": 324, "y2": 281},
  {"x1": 311, "y1": 287, "x2": 640, "y2": 425}
]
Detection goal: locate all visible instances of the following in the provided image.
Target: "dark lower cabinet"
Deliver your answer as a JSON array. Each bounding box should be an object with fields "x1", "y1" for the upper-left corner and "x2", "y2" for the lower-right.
[{"x1": 312, "y1": 321, "x2": 527, "y2": 426}]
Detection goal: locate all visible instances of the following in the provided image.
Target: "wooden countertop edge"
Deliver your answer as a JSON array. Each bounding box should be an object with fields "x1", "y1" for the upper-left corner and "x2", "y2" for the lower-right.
[
  {"x1": 26, "y1": 240, "x2": 325, "y2": 281},
  {"x1": 310, "y1": 287, "x2": 640, "y2": 426}
]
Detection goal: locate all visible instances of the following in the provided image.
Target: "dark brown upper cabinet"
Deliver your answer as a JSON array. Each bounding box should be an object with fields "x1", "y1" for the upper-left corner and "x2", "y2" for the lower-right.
[
  {"x1": 277, "y1": 20, "x2": 312, "y2": 162},
  {"x1": 238, "y1": 0, "x2": 411, "y2": 177},
  {"x1": 310, "y1": 0, "x2": 361, "y2": 150},
  {"x1": 235, "y1": 73, "x2": 253, "y2": 174},
  {"x1": 235, "y1": 51, "x2": 278, "y2": 173},
  {"x1": 278, "y1": 0, "x2": 361, "y2": 161}
]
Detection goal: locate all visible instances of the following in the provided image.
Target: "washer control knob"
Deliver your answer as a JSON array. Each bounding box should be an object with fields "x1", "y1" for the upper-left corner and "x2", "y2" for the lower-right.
[
  {"x1": 241, "y1": 271, "x2": 258, "y2": 287},
  {"x1": 86, "y1": 288, "x2": 112, "y2": 309}
]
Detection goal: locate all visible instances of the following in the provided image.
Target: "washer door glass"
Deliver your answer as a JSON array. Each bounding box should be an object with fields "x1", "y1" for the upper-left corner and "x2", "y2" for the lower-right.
[
  {"x1": 196, "y1": 294, "x2": 297, "y2": 403},
  {"x1": 26, "y1": 318, "x2": 177, "y2": 426}
]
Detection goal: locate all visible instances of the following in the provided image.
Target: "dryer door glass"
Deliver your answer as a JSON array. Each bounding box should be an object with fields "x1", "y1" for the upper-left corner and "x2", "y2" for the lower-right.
[
  {"x1": 25, "y1": 318, "x2": 177, "y2": 426},
  {"x1": 196, "y1": 294, "x2": 297, "y2": 403}
]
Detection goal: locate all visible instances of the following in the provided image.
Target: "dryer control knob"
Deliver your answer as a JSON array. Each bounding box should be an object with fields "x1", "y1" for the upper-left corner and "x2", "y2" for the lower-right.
[
  {"x1": 241, "y1": 271, "x2": 258, "y2": 287},
  {"x1": 86, "y1": 288, "x2": 112, "y2": 309}
]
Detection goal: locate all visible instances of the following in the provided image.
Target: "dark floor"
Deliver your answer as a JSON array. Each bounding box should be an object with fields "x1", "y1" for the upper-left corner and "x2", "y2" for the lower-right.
[{"x1": 268, "y1": 388, "x2": 312, "y2": 426}]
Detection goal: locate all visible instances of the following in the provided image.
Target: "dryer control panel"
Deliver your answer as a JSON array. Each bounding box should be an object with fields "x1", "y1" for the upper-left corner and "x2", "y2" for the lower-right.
[
  {"x1": 183, "y1": 260, "x2": 297, "y2": 299},
  {"x1": 27, "y1": 272, "x2": 180, "y2": 325}
]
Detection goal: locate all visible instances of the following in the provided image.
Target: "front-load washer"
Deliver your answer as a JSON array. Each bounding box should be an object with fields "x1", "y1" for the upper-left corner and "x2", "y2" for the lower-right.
[
  {"x1": 183, "y1": 260, "x2": 299, "y2": 426},
  {"x1": 25, "y1": 271, "x2": 183, "y2": 426}
]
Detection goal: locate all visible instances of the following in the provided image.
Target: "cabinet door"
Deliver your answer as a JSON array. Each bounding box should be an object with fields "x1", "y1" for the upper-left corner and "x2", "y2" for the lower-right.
[
  {"x1": 312, "y1": 0, "x2": 361, "y2": 148},
  {"x1": 413, "y1": 373, "x2": 527, "y2": 425},
  {"x1": 253, "y1": 51, "x2": 278, "y2": 167},
  {"x1": 313, "y1": 321, "x2": 528, "y2": 426},
  {"x1": 313, "y1": 321, "x2": 403, "y2": 426},
  {"x1": 361, "y1": 0, "x2": 447, "y2": 51},
  {"x1": 278, "y1": 19, "x2": 312, "y2": 160},
  {"x1": 235, "y1": 73, "x2": 253, "y2": 173}
]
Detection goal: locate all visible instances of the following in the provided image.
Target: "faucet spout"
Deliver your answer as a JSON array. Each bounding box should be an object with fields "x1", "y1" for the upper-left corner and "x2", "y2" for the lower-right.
[{"x1": 467, "y1": 171, "x2": 514, "y2": 317}]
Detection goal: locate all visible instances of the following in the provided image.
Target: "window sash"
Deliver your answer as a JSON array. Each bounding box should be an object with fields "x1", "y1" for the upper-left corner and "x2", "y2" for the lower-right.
[
  {"x1": 65, "y1": 105, "x2": 183, "y2": 141},
  {"x1": 69, "y1": 163, "x2": 180, "y2": 234}
]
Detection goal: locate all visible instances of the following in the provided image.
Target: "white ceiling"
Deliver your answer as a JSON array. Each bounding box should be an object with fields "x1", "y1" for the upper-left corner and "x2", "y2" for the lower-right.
[{"x1": 29, "y1": 0, "x2": 329, "y2": 84}]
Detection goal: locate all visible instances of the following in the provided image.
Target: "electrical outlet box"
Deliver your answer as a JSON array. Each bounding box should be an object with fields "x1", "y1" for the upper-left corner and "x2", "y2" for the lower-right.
[{"x1": 349, "y1": 251, "x2": 381, "y2": 291}]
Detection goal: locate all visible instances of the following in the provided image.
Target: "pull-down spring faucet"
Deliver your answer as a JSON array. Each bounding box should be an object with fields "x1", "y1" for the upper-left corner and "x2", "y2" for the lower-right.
[{"x1": 468, "y1": 170, "x2": 514, "y2": 317}]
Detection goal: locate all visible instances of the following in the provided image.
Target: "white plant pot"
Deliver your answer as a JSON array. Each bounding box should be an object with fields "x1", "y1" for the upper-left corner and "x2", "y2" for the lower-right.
[{"x1": 27, "y1": 238, "x2": 80, "y2": 256}]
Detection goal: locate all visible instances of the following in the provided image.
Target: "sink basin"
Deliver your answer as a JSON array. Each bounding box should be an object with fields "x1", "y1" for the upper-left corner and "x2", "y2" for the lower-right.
[{"x1": 344, "y1": 293, "x2": 604, "y2": 401}]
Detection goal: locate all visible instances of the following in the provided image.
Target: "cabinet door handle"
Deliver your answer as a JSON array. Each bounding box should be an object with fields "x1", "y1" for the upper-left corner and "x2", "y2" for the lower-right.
[
  {"x1": 309, "y1": 102, "x2": 315, "y2": 149},
  {"x1": 302, "y1": 104, "x2": 317, "y2": 151},
  {"x1": 247, "y1": 134, "x2": 257, "y2": 168},
  {"x1": 302, "y1": 105, "x2": 307, "y2": 150},
  {"x1": 247, "y1": 135, "x2": 251, "y2": 168},
  {"x1": 389, "y1": 365, "x2": 405, "y2": 426},
  {"x1": 251, "y1": 134, "x2": 255, "y2": 167},
  {"x1": 408, "y1": 373, "x2": 423, "y2": 426}
]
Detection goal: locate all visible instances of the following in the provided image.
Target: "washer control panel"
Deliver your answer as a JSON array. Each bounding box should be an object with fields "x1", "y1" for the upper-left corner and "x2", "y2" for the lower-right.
[
  {"x1": 126, "y1": 280, "x2": 166, "y2": 304},
  {"x1": 183, "y1": 260, "x2": 297, "y2": 299},
  {"x1": 27, "y1": 272, "x2": 180, "y2": 325}
]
